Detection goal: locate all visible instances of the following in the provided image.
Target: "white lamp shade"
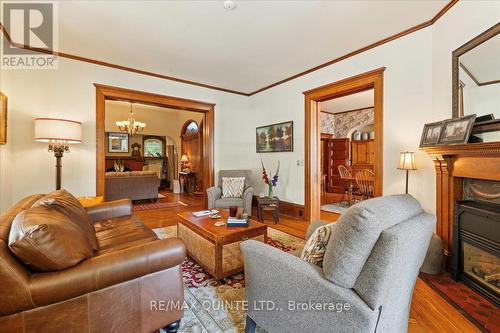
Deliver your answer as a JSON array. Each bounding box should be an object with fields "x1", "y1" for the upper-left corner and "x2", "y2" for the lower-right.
[
  {"x1": 180, "y1": 154, "x2": 189, "y2": 162},
  {"x1": 34, "y1": 118, "x2": 82, "y2": 143},
  {"x1": 398, "y1": 151, "x2": 417, "y2": 170}
]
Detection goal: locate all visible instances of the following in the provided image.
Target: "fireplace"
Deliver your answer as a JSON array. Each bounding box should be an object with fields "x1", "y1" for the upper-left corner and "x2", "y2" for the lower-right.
[{"x1": 452, "y1": 179, "x2": 500, "y2": 306}]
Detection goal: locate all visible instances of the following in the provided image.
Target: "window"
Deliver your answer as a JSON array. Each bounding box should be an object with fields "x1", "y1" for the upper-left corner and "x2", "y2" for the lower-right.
[
  {"x1": 144, "y1": 138, "x2": 163, "y2": 157},
  {"x1": 184, "y1": 121, "x2": 199, "y2": 134}
]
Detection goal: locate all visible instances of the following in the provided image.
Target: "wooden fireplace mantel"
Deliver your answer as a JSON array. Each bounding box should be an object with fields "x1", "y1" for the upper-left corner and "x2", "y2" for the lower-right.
[{"x1": 421, "y1": 142, "x2": 500, "y2": 264}]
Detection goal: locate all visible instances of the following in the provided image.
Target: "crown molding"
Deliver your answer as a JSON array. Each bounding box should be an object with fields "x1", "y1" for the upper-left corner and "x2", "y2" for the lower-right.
[{"x1": 0, "y1": 0, "x2": 458, "y2": 97}]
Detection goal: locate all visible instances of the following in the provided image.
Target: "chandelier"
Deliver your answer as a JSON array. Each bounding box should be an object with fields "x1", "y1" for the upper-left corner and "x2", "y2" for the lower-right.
[{"x1": 115, "y1": 102, "x2": 146, "y2": 135}]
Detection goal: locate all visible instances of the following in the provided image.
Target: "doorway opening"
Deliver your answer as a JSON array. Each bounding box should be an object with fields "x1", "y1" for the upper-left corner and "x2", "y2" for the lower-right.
[
  {"x1": 304, "y1": 68, "x2": 385, "y2": 222},
  {"x1": 95, "y1": 84, "x2": 214, "y2": 205}
]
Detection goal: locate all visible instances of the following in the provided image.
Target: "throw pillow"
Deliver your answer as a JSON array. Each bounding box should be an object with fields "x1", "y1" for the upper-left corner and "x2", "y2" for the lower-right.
[
  {"x1": 300, "y1": 223, "x2": 335, "y2": 267},
  {"x1": 33, "y1": 189, "x2": 98, "y2": 250},
  {"x1": 9, "y1": 205, "x2": 94, "y2": 272},
  {"x1": 221, "y1": 177, "x2": 245, "y2": 198}
]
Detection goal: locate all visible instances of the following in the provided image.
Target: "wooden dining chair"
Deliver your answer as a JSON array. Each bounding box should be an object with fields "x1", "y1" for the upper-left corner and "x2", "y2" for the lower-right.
[
  {"x1": 338, "y1": 165, "x2": 353, "y2": 205},
  {"x1": 354, "y1": 169, "x2": 375, "y2": 201}
]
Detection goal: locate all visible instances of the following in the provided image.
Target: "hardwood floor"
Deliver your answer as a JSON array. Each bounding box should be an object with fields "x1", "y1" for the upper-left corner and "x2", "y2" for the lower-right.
[{"x1": 138, "y1": 191, "x2": 480, "y2": 333}]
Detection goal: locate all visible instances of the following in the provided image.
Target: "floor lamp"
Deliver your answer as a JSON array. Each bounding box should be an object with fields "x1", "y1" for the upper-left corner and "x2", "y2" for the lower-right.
[
  {"x1": 398, "y1": 151, "x2": 417, "y2": 194},
  {"x1": 35, "y1": 118, "x2": 82, "y2": 190}
]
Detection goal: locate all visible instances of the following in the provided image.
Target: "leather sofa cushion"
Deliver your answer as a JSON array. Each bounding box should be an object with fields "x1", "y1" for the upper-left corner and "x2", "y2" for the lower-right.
[
  {"x1": 94, "y1": 215, "x2": 158, "y2": 255},
  {"x1": 33, "y1": 189, "x2": 98, "y2": 250},
  {"x1": 8, "y1": 205, "x2": 94, "y2": 272}
]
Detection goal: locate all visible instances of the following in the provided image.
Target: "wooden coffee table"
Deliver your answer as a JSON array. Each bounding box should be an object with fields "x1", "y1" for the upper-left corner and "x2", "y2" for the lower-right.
[{"x1": 177, "y1": 211, "x2": 267, "y2": 280}]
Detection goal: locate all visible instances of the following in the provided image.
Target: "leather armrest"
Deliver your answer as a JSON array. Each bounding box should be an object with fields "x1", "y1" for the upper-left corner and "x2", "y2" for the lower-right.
[
  {"x1": 29, "y1": 237, "x2": 186, "y2": 307},
  {"x1": 85, "y1": 199, "x2": 132, "y2": 222}
]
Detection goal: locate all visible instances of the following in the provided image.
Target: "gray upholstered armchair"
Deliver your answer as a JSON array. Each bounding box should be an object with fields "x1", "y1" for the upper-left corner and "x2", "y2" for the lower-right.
[
  {"x1": 206, "y1": 170, "x2": 253, "y2": 215},
  {"x1": 242, "y1": 194, "x2": 435, "y2": 333}
]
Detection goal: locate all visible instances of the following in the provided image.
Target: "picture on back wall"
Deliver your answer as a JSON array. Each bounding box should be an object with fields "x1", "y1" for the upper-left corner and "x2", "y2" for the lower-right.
[{"x1": 256, "y1": 121, "x2": 293, "y2": 153}]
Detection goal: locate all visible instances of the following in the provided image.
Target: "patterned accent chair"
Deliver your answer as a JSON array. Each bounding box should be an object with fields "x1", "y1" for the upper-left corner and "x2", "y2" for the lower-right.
[{"x1": 206, "y1": 170, "x2": 253, "y2": 215}]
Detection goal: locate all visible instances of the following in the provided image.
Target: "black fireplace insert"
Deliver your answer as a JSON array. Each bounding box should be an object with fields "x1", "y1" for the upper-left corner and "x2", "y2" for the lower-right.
[{"x1": 452, "y1": 200, "x2": 500, "y2": 306}]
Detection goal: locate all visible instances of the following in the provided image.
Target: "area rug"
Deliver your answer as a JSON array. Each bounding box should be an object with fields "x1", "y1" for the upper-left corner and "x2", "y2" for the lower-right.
[
  {"x1": 420, "y1": 272, "x2": 500, "y2": 333},
  {"x1": 133, "y1": 200, "x2": 188, "y2": 212},
  {"x1": 321, "y1": 203, "x2": 348, "y2": 214},
  {"x1": 153, "y1": 225, "x2": 305, "y2": 333}
]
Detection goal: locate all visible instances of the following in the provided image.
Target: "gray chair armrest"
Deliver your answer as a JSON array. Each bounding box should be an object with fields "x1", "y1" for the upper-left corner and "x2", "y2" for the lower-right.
[
  {"x1": 85, "y1": 199, "x2": 132, "y2": 222},
  {"x1": 306, "y1": 220, "x2": 330, "y2": 241},
  {"x1": 206, "y1": 186, "x2": 221, "y2": 209},
  {"x1": 243, "y1": 186, "x2": 254, "y2": 215},
  {"x1": 241, "y1": 240, "x2": 377, "y2": 333}
]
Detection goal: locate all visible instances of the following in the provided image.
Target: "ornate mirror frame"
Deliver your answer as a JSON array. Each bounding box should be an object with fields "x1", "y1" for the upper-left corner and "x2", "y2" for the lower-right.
[{"x1": 452, "y1": 23, "x2": 500, "y2": 118}]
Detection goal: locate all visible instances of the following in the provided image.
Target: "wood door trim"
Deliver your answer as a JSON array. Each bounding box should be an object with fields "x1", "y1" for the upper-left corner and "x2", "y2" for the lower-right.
[
  {"x1": 96, "y1": 84, "x2": 215, "y2": 197},
  {"x1": 304, "y1": 68, "x2": 384, "y2": 221},
  {"x1": 0, "y1": 1, "x2": 456, "y2": 97},
  {"x1": 320, "y1": 106, "x2": 374, "y2": 116}
]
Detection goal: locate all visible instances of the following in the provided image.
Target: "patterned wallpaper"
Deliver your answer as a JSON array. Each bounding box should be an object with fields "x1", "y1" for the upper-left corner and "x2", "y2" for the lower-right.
[{"x1": 320, "y1": 108, "x2": 374, "y2": 138}]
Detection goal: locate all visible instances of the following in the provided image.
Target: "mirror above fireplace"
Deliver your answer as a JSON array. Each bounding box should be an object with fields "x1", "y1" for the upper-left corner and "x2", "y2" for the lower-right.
[{"x1": 452, "y1": 23, "x2": 500, "y2": 142}]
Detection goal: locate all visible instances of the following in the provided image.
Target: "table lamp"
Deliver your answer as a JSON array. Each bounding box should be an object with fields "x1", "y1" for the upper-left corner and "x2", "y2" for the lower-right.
[
  {"x1": 398, "y1": 151, "x2": 417, "y2": 194},
  {"x1": 181, "y1": 154, "x2": 190, "y2": 172},
  {"x1": 34, "y1": 118, "x2": 82, "y2": 190}
]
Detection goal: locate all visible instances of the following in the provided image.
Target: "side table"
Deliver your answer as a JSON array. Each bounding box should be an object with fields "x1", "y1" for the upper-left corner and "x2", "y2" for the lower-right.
[{"x1": 257, "y1": 196, "x2": 280, "y2": 224}]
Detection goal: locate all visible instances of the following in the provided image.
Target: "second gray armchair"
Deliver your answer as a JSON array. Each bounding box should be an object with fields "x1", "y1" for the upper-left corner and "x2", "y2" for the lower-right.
[
  {"x1": 242, "y1": 194, "x2": 435, "y2": 333},
  {"x1": 206, "y1": 170, "x2": 254, "y2": 215}
]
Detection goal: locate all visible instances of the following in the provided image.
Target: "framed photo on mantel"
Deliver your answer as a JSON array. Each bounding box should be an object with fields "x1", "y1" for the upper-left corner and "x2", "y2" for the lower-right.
[
  {"x1": 420, "y1": 115, "x2": 476, "y2": 147},
  {"x1": 437, "y1": 115, "x2": 476, "y2": 145},
  {"x1": 419, "y1": 121, "x2": 443, "y2": 147},
  {"x1": 0, "y1": 92, "x2": 7, "y2": 145},
  {"x1": 256, "y1": 121, "x2": 293, "y2": 153}
]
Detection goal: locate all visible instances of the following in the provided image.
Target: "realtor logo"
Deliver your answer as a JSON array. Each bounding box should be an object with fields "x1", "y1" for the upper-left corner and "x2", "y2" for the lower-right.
[{"x1": 1, "y1": 1, "x2": 58, "y2": 69}]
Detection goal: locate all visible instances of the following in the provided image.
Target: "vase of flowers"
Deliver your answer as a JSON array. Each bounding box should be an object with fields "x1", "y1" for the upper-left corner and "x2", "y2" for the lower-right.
[{"x1": 261, "y1": 157, "x2": 280, "y2": 198}]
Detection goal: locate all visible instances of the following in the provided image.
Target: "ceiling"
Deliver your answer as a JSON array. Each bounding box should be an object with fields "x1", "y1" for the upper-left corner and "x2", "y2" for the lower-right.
[
  {"x1": 320, "y1": 89, "x2": 374, "y2": 114},
  {"x1": 2, "y1": 1, "x2": 448, "y2": 94},
  {"x1": 460, "y1": 34, "x2": 500, "y2": 84}
]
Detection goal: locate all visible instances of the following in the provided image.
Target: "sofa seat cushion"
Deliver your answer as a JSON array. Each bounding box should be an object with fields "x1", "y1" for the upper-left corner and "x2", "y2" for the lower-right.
[
  {"x1": 33, "y1": 189, "x2": 98, "y2": 250},
  {"x1": 94, "y1": 215, "x2": 159, "y2": 255},
  {"x1": 214, "y1": 197, "x2": 244, "y2": 209},
  {"x1": 323, "y1": 194, "x2": 423, "y2": 288},
  {"x1": 9, "y1": 206, "x2": 94, "y2": 272},
  {"x1": 29, "y1": 237, "x2": 186, "y2": 307}
]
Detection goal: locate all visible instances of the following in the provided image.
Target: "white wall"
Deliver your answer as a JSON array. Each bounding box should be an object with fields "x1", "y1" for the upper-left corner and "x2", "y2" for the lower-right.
[
  {"x1": 0, "y1": 58, "x2": 249, "y2": 211},
  {"x1": 247, "y1": 28, "x2": 435, "y2": 211}
]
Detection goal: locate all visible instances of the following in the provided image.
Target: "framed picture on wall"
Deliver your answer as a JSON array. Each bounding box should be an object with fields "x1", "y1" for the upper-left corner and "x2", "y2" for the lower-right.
[
  {"x1": 256, "y1": 121, "x2": 293, "y2": 153},
  {"x1": 108, "y1": 132, "x2": 129, "y2": 153},
  {"x1": 419, "y1": 121, "x2": 443, "y2": 147},
  {"x1": 0, "y1": 92, "x2": 7, "y2": 145}
]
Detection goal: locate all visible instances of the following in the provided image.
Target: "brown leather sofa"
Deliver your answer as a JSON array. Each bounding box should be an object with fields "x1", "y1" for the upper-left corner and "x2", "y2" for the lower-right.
[{"x1": 0, "y1": 194, "x2": 185, "y2": 333}]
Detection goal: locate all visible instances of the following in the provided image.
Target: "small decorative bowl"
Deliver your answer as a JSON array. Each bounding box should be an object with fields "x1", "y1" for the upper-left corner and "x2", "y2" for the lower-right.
[{"x1": 210, "y1": 214, "x2": 222, "y2": 219}]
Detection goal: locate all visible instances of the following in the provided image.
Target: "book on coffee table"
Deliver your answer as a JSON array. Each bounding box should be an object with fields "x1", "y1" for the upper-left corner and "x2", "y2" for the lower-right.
[{"x1": 227, "y1": 217, "x2": 249, "y2": 227}]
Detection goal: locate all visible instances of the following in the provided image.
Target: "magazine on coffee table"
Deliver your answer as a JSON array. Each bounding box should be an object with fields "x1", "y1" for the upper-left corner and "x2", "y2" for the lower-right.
[{"x1": 192, "y1": 209, "x2": 218, "y2": 217}]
